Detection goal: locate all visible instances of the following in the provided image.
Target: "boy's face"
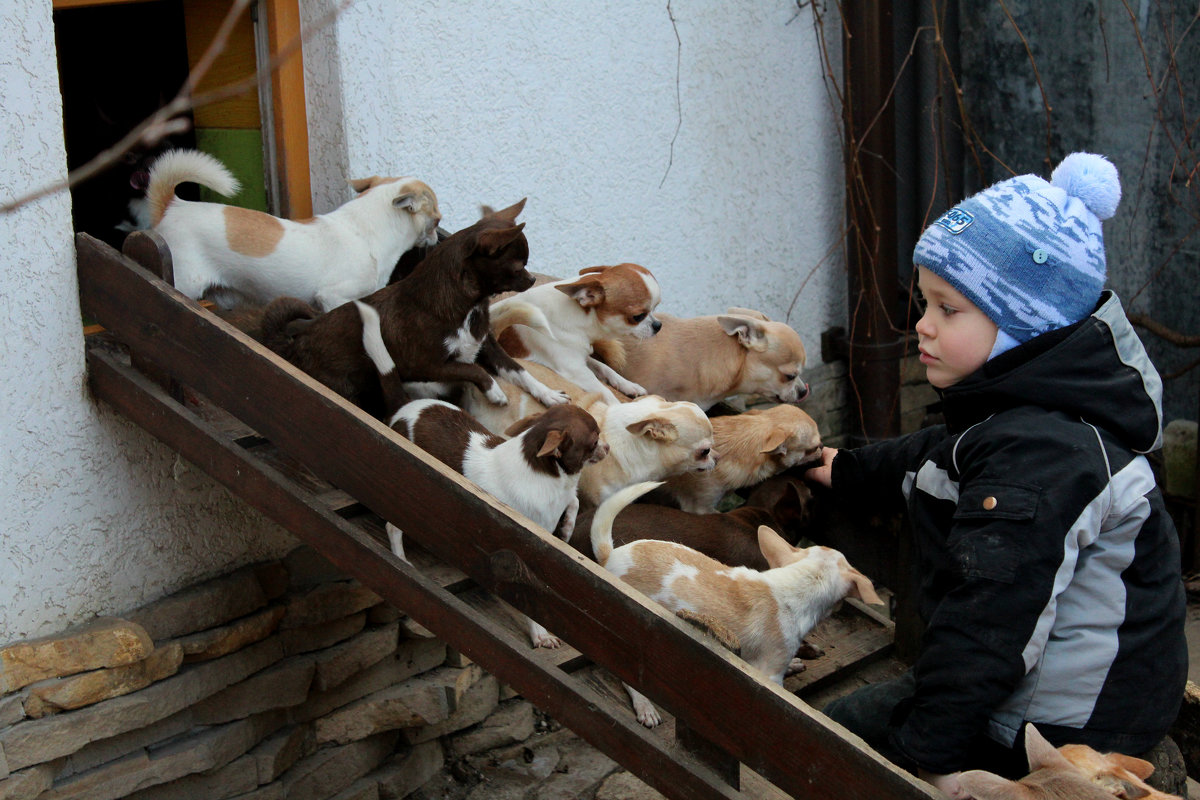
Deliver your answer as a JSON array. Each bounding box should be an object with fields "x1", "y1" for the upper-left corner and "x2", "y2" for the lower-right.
[{"x1": 914, "y1": 266, "x2": 998, "y2": 389}]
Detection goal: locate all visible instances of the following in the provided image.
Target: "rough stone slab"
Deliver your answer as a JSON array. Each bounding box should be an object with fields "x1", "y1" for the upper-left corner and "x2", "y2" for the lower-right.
[
  {"x1": 250, "y1": 724, "x2": 310, "y2": 784},
  {"x1": 66, "y1": 707, "x2": 193, "y2": 776},
  {"x1": 252, "y1": 562, "x2": 290, "y2": 601},
  {"x1": 281, "y1": 583, "x2": 381, "y2": 631},
  {"x1": 291, "y1": 639, "x2": 446, "y2": 725},
  {"x1": 0, "y1": 742, "x2": 6, "y2": 780},
  {"x1": 375, "y1": 741, "x2": 444, "y2": 800},
  {"x1": 191, "y1": 656, "x2": 315, "y2": 726},
  {"x1": 1165, "y1": 419, "x2": 1198, "y2": 499},
  {"x1": 330, "y1": 779, "x2": 380, "y2": 800},
  {"x1": 125, "y1": 567, "x2": 268, "y2": 642},
  {"x1": 41, "y1": 711, "x2": 285, "y2": 800},
  {"x1": 0, "y1": 638, "x2": 284, "y2": 771},
  {"x1": 177, "y1": 606, "x2": 286, "y2": 663},
  {"x1": 365, "y1": 604, "x2": 402, "y2": 626},
  {"x1": 595, "y1": 770, "x2": 668, "y2": 800},
  {"x1": 525, "y1": 735, "x2": 621, "y2": 800},
  {"x1": 398, "y1": 618, "x2": 435, "y2": 639},
  {"x1": 312, "y1": 624, "x2": 398, "y2": 692},
  {"x1": 0, "y1": 763, "x2": 55, "y2": 800},
  {"x1": 406, "y1": 675, "x2": 500, "y2": 746},
  {"x1": 123, "y1": 752, "x2": 258, "y2": 800},
  {"x1": 282, "y1": 547, "x2": 343, "y2": 589},
  {"x1": 280, "y1": 613, "x2": 366, "y2": 657},
  {"x1": 0, "y1": 619, "x2": 153, "y2": 694},
  {"x1": 314, "y1": 668, "x2": 464, "y2": 746},
  {"x1": 282, "y1": 732, "x2": 399, "y2": 800},
  {"x1": 227, "y1": 781, "x2": 283, "y2": 800},
  {"x1": 445, "y1": 698, "x2": 533, "y2": 758},
  {"x1": 0, "y1": 695, "x2": 25, "y2": 728},
  {"x1": 25, "y1": 644, "x2": 183, "y2": 719},
  {"x1": 443, "y1": 649, "x2": 473, "y2": 669}
]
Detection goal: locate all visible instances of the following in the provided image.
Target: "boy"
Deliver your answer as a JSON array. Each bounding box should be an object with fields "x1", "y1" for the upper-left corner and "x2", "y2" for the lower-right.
[{"x1": 806, "y1": 153, "x2": 1187, "y2": 798}]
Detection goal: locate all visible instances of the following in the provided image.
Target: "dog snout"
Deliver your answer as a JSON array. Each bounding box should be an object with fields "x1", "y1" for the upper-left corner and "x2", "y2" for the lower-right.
[
  {"x1": 795, "y1": 381, "x2": 810, "y2": 402},
  {"x1": 650, "y1": 316, "x2": 662, "y2": 335},
  {"x1": 590, "y1": 440, "x2": 610, "y2": 463}
]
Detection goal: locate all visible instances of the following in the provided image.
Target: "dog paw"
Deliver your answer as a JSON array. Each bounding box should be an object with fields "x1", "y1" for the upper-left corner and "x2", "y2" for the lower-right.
[
  {"x1": 528, "y1": 622, "x2": 563, "y2": 649},
  {"x1": 485, "y1": 382, "x2": 508, "y2": 405},
  {"x1": 795, "y1": 641, "x2": 824, "y2": 660},
  {"x1": 634, "y1": 702, "x2": 662, "y2": 728},
  {"x1": 785, "y1": 657, "x2": 807, "y2": 677},
  {"x1": 540, "y1": 388, "x2": 570, "y2": 406},
  {"x1": 620, "y1": 380, "x2": 648, "y2": 397}
]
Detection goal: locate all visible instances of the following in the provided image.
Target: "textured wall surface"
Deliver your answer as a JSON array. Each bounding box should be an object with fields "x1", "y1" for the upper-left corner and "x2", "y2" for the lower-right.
[
  {"x1": 0, "y1": 0, "x2": 296, "y2": 642},
  {"x1": 302, "y1": 0, "x2": 846, "y2": 343}
]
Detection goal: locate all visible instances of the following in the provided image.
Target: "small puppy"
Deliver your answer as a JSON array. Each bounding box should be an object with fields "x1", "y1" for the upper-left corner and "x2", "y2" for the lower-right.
[
  {"x1": 147, "y1": 149, "x2": 441, "y2": 311},
  {"x1": 490, "y1": 263, "x2": 663, "y2": 404},
  {"x1": 570, "y1": 474, "x2": 812, "y2": 569},
  {"x1": 386, "y1": 398, "x2": 607, "y2": 648},
  {"x1": 261, "y1": 200, "x2": 568, "y2": 418},
  {"x1": 595, "y1": 309, "x2": 809, "y2": 410},
  {"x1": 591, "y1": 481, "x2": 880, "y2": 727},
  {"x1": 659, "y1": 403, "x2": 822, "y2": 513},
  {"x1": 957, "y1": 724, "x2": 1180, "y2": 800}
]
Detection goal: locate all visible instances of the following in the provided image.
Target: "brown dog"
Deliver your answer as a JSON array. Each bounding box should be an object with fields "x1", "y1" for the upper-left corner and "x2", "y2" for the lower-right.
[{"x1": 261, "y1": 200, "x2": 568, "y2": 418}]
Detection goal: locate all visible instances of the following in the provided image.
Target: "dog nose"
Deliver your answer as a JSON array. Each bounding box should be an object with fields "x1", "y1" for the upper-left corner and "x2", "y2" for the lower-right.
[
  {"x1": 795, "y1": 381, "x2": 810, "y2": 402},
  {"x1": 650, "y1": 317, "x2": 662, "y2": 334}
]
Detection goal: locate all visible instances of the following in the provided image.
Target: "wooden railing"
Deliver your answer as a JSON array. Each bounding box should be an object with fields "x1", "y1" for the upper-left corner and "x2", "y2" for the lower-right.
[{"x1": 75, "y1": 232, "x2": 939, "y2": 800}]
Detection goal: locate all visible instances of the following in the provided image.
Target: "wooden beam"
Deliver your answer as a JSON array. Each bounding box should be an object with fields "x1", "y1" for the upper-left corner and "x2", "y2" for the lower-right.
[
  {"x1": 75, "y1": 232, "x2": 938, "y2": 800},
  {"x1": 263, "y1": 0, "x2": 312, "y2": 219}
]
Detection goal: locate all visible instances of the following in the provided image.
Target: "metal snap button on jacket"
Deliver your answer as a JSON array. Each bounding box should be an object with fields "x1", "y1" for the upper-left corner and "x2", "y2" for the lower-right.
[{"x1": 983, "y1": 496, "x2": 998, "y2": 510}]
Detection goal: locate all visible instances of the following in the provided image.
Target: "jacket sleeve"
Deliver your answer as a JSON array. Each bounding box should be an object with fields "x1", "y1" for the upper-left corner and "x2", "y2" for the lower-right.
[
  {"x1": 886, "y1": 418, "x2": 1094, "y2": 774},
  {"x1": 830, "y1": 424, "x2": 948, "y2": 513}
]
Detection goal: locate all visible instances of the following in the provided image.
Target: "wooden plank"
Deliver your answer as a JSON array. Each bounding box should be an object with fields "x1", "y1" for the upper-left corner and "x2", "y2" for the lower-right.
[
  {"x1": 84, "y1": 345, "x2": 743, "y2": 800},
  {"x1": 76, "y1": 233, "x2": 938, "y2": 800},
  {"x1": 262, "y1": 0, "x2": 312, "y2": 219}
]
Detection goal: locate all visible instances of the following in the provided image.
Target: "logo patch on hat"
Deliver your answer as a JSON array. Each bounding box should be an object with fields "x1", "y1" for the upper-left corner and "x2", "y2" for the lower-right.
[{"x1": 933, "y1": 208, "x2": 974, "y2": 235}]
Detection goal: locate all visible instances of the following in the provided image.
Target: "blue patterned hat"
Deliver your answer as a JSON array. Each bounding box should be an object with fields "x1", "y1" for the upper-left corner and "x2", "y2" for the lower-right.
[{"x1": 913, "y1": 152, "x2": 1121, "y2": 358}]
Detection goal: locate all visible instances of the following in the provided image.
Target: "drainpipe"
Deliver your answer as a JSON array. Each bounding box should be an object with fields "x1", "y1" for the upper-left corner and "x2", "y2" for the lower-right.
[{"x1": 839, "y1": 0, "x2": 904, "y2": 446}]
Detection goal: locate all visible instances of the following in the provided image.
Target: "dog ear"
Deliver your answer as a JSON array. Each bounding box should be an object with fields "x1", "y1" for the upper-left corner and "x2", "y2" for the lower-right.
[
  {"x1": 759, "y1": 428, "x2": 791, "y2": 455},
  {"x1": 476, "y1": 224, "x2": 526, "y2": 256},
  {"x1": 841, "y1": 566, "x2": 882, "y2": 606},
  {"x1": 1024, "y1": 725, "x2": 1074, "y2": 773},
  {"x1": 556, "y1": 277, "x2": 606, "y2": 309},
  {"x1": 504, "y1": 412, "x2": 541, "y2": 437},
  {"x1": 348, "y1": 176, "x2": 385, "y2": 194},
  {"x1": 392, "y1": 192, "x2": 417, "y2": 210},
  {"x1": 726, "y1": 306, "x2": 771, "y2": 321},
  {"x1": 626, "y1": 417, "x2": 678, "y2": 442},
  {"x1": 718, "y1": 315, "x2": 769, "y2": 352},
  {"x1": 1105, "y1": 754, "x2": 1157, "y2": 781},
  {"x1": 757, "y1": 526, "x2": 799, "y2": 569},
  {"x1": 578, "y1": 265, "x2": 609, "y2": 276},
  {"x1": 488, "y1": 198, "x2": 527, "y2": 224},
  {"x1": 536, "y1": 429, "x2": 566, "y2": 458}
]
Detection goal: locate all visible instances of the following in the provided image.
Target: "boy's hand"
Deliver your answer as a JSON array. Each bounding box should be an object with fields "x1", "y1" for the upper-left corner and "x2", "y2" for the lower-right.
[
  {"x1": 804, "y1": 446, "x2": 838, "y2": 488},
  {"x1": 919, "y1": 770, "x2": 971, "y2": 799}
]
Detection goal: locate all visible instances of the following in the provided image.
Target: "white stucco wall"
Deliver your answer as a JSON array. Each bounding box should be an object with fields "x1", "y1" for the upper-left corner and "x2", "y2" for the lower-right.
[
  {"x1": 0, "y1": 0, "x2": 296, "y2": 642},
  {"x1": 1, "y1": 0, "x2": 845, "y2": 642},
  {"x1": 303, "y1": 0, "x2": 846, "y2": 342}
]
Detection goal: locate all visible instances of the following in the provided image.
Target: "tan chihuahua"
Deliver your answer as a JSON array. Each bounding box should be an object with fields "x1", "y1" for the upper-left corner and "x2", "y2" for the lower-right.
[{"x1": 591, "y1": 481, "x2": 881, "y2": 726}]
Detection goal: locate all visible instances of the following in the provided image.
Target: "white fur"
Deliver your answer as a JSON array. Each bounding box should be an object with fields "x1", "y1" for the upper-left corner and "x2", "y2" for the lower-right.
[
  {"x1": 490, "y1": 271, "x2": 662, "y2": 403},
  {"x1": 149, "y1": 149, "x2": 440, "y2": 311}
]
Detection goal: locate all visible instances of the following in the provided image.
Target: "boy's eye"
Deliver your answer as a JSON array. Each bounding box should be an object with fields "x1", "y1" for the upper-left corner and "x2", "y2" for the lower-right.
[{"x1": 940, "y1": 304, "x2": 957, "y2": 316}]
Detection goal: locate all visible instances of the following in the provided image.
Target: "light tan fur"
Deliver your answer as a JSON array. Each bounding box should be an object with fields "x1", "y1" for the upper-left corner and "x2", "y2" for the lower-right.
[
  {"x1": 601, "y1": 309, "x2": 809, "y2": 410},
  {"x1": 957, "y1": 724, "x2": 1181, "y2": 800},
  {"x1": 591, "y1": 481, "x2": 881, "y2": 726},
  {"x1": 662, "y1": 404, "x2": 822, "y2": 512},
  {"x1": 146, "y1": 149, "x2": 441, "y2": 311}
]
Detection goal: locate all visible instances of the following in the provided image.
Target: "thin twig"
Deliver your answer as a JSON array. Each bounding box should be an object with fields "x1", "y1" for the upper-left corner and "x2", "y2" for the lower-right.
[{"x1": 659, "y1": 0, "x2": 683, "y2": 189}]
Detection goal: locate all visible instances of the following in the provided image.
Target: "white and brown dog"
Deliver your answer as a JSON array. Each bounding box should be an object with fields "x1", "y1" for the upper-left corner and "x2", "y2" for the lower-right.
[
  {"x1": 659, "y1": 404, "x2": 822, "y2": 513},
  {"x1": 490, "y1": 264, "x2": 663, "y2": 404},
  {"x1": 591, "y1": 481, "x2": 881, "y2": 727},
  {"x1": 386, "y1": 398, "x2": 607, "y2": 648},
  {"x1": 147, "y1": 149, "x2": 441, "y2": 311},
  {"x1": 595, "y1": 309, "x2": 809, "y2": 410}
]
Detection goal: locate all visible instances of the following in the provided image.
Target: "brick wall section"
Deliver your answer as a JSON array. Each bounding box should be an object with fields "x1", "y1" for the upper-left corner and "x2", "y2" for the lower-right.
[{"x1": 0, "y1": 547, "x2": 544, "y2": 800}]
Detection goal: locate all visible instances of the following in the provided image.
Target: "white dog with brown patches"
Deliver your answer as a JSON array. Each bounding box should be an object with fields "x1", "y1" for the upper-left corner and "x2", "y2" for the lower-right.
[
  {"x1": 490, "y1": 263, "x2": 663, "y2": 404},
  {"x1": 591, "y1": 481, "x2": 882, "y2": 727},
  {"x1": 146, "y1": 149, "x2": 441, "y2": 311}
]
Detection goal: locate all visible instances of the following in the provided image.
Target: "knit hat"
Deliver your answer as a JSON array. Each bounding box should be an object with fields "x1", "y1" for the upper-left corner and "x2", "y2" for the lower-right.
[{"x1": 912, "y1": 152, "x2": 1121, "y2": 358}]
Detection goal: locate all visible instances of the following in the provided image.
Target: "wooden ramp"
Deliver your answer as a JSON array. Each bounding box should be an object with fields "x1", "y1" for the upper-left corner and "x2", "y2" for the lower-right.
[{"x1": 76, "y1": 232, "x2": 939, "y2": 800}]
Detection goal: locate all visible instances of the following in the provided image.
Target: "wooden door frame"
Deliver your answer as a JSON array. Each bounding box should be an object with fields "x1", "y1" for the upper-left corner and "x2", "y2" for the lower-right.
[{"x1": 52, "y1": 0, "x2": 312, "y2": 219}]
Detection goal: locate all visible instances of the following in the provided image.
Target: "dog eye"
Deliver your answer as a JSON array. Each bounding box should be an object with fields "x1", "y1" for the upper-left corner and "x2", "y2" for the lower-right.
[
  {"x1": 630, "y1": 313, "x2": 647, "y2": 323},
  {"x1": 781, "y1": 372, "x2": 797, "y2": 382}
]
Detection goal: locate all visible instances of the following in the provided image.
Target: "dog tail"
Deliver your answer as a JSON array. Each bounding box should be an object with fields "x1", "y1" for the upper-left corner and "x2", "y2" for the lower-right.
[
  {"x1": 260, "y1": 296, "x2": 319, "y2": 357},
  {"x1": 590, "y1": 481, "x2": 663, "y2": 566},
  {"x1": 146, "y1": 149, "x2": 241, "y2": 227},
  {"x1": 489, "y1": 299, "x2": 558, "y2": 342}
]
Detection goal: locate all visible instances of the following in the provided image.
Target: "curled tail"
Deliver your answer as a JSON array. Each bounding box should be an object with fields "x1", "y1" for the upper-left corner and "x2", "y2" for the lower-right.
[
  {"x1": 260, "y1": 296, "x2": 319, "y2": 358},
  {"x1": 146, "y1": 149, "x2": 241, "y2": 227},
  {"x1": 488, "y1": 299, "x2": 558, "y2": 341},
  {"x1": 590, "y1": 481, "x2": 662, "y2": 566}
]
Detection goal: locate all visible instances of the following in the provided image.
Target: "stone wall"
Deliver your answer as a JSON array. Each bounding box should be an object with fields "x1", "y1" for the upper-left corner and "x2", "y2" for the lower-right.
[
  {"x1": 804, "y1": 353, "x2": 938, "y2": 449},
  {"x1": 0, "y1": 546, "x2": 586, "y2": 800}
]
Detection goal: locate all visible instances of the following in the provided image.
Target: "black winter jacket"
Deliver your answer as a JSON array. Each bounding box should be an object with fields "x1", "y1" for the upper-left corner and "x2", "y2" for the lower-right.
[{"x1": 830, "y1": 291, "x2": 1186, "y2": 774}]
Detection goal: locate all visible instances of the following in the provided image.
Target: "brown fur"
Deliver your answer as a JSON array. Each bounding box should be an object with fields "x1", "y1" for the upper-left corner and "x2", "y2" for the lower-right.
[
  {"x1": 224, "y1": 206, "x2": 285, "y2": 256},
  {"x1": 261, "y1": 200, "x2": 537, "y2": 418},
  {"x1": 570, "y1": 473, "x2": 812, "y2": 569}
]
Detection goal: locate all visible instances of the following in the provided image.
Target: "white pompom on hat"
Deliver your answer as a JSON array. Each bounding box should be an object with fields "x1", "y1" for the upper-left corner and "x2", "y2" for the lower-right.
[{"x1": 913, "y1": 152, "x2": 1121, "y2": 359}]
